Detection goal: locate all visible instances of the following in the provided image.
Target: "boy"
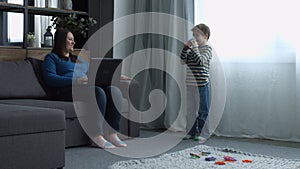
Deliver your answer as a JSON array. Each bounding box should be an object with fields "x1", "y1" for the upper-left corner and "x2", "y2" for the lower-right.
[{"x1": 180, "y1": 23, "x2": 212, "y2": 141}]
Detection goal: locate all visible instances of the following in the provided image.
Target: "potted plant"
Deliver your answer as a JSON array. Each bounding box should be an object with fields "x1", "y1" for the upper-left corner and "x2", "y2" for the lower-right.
[
  {"x1": 50, "y1": 14, "x2": 97, "y2": 47},
  {"x1": 27, "y1": 32, "x2": 36, "y2": 47}
]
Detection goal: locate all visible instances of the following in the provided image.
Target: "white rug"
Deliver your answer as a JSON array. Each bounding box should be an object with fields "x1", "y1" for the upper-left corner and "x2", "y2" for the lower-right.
[{"x1": 109, "y1": 145, "x2": 300, "y2": 169}]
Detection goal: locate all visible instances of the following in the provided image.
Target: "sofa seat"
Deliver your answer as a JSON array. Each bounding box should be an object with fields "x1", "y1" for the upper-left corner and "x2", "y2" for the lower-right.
[
  {"x1": 0, "y1": 103, "x2": 65, "y2": 136},
  {"x1": 0, "y1": 99, "x2": 89, "y2": 147},
  {"x1": 0, "y1": 104, "x2": 65, "y2": 169},
  {"x1": 0, "y1": 98, "x2": 131, "y2": 147}
]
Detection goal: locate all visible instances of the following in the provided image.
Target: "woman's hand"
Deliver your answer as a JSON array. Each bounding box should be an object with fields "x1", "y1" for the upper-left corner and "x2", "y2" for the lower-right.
[
  {"x1": 77, "y1": 76, "x2": 88, "y2": 84},
  {"x1": 121, "y1": 75, "x2": 132, "y2": 81}
]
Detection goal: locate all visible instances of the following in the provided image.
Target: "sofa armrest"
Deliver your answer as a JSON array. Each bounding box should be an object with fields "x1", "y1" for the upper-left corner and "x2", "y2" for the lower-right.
[
  {"x1": 117, "y1": 80, "x2": 141, "y2": 137},
  {"x1": 118, "y1": 80, "x2": 139, "y2": 101},
  {"x1": 118, "y1": 80, "x2": 131, "y2": 99}
]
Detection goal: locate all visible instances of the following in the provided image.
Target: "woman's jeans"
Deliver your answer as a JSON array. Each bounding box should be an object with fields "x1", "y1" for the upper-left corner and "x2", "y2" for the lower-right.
[
  {"x1": 186, "y1": 83, "x2": 210, "y2": 137},
  {"x1": 52, "y1": 85, "x2": 122, "y2": 137}
]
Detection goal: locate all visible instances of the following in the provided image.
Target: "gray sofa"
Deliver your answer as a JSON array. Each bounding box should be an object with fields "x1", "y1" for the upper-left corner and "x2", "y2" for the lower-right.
[
  {"x1": 0, "y1": 58, "x2": 140, "y2": 169},
  {"x1": 0, "y1": 103, "x2": 65, "y2": 169}
]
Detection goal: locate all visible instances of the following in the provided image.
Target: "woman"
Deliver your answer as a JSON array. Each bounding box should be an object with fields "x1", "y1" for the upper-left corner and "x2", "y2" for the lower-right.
[{"x1": 42, "y1": 28, "x2": 127, "y2": 149}]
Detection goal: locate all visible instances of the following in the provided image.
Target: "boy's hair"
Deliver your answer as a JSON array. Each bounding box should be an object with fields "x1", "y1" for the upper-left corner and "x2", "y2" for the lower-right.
[{"x1": 192, "y1": 23, "x2": 210, "y2": 40}]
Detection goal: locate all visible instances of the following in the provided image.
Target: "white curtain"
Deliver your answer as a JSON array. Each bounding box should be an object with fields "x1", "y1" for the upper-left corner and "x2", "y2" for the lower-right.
[
  {"x1": 113, "y1": 0, "x2": 194, "y2": 131},
  {"x1": 195, "y1": 0, "x2": 300, "y2": 142},
  {"x1": 34, "y1": 0, "x2": 58, "y2": 47}
]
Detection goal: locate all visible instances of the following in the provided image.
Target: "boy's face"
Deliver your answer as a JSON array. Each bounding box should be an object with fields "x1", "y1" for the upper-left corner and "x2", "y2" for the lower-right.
[{"x1": 193, "y1": 29, "x2": 208, "y2": 46}]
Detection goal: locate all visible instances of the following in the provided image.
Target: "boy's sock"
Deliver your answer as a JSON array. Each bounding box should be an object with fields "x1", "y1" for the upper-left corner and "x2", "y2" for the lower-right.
[
  {"x1": 194, "y1": 135, "x2": 207, "y2": 142},
  {"x1": 183, "y1": 133, "x2": 195, "y2": 140}
]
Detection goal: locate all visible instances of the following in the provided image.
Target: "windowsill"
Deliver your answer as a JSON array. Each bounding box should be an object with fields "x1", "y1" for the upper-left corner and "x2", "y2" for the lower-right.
[
  {"x1": 0, "y1": 46, "x2": 23, "y2": 49},
  {"x1": 26, "y1": 47, "x2": 84, "y2": 51}
]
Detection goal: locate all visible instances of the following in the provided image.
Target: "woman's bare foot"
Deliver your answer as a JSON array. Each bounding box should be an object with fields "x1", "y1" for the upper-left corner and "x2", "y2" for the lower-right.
[
  {"x1": 108, "y1": 133, "x2": 127, "y2": 147},
  {"x1": 92, "y1": 135, "x2": 116, "y2": 149}
]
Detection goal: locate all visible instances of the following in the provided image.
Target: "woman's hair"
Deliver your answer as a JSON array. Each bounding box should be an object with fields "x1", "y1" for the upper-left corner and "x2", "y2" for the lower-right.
[
  {"x1": 51, "y1": 28, "x2": 77, "y2": 62},
  {"x1": 192, "y1": 23, "x2": 210, "y2": 40}
]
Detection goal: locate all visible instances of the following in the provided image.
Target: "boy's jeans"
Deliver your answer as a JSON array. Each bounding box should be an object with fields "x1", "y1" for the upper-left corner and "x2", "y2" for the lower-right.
[{"x1": 186, "y1": 83, "x2": 211, "y2": 137}]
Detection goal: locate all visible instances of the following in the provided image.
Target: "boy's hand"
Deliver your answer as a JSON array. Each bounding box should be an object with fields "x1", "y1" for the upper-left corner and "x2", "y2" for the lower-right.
[
  {"x1": 185, "y1": 39, "x2": 198, "y2": 48},
  {"x1": 190, "y1": 39, "x2": 198, "y2": 47},
  {"x1": 185, "y1": 41, "x2": 193, "y2": 48}
]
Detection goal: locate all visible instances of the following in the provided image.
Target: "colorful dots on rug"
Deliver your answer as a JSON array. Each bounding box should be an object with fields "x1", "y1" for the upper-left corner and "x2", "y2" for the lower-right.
[
  {"x1": 205, "y1": 157, "x2": 216, "y2": 161},
  {"x1": 224, "y1": 156, "x2": 237, "y2": 162},
  {"x1": 242, "y1": 159, "x2": 253, "y2": 163},
  {"x1": 201, "y1": 151, "x2": 211, "y2": 156},
  {"x1": 190, "y1": 152, "x2": 201, "y2": 158},
  {"x1": 189, "y1": 151, "x2": 254, "y2": 166},
  {"x1": 215, "y1": 161, "x2": 226, "y2": 165},
  {"x1": 189, "y1": 150, "x2": 253, "y2": 166},
  {"x1": 190, "y1": 151, "x2": 212, "y2": 159}
]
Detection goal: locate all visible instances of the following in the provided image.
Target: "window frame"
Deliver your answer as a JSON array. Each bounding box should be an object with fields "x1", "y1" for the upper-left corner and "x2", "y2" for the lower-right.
[{"x1": 0, "y1": 0, "x2": 34, "y2": 46}]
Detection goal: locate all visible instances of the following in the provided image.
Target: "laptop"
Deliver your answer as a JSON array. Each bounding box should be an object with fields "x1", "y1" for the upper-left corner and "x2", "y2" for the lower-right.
[{"x1": 87, "y1": 58, "x2": 123, "y2": 86}]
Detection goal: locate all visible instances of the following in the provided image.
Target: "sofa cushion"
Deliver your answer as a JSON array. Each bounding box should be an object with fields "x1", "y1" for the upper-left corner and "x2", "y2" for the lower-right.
[
  {"x1": 26, "y1": 58, "x2": 58, "y2": 99},
  {"x1": 0, "y1": 104, "x2": 65, "y2": 137},
  {"x1": 0, "y1": 98, "x2": 129, "y2": 118},
  {"x1": 0, "y1": 99, "x2": 77, "y2": 118},
  {"x1": 0, "y1": 60, "x2": 47, "y2": 99}
]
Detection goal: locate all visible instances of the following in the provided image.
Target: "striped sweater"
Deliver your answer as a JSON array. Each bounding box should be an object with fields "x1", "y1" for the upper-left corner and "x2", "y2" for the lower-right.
[{"x1": 180, "y1": 45, "x2": 212, "y2": 86}]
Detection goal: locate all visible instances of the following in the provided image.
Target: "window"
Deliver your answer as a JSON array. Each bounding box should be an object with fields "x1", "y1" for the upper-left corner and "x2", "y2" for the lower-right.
[
  {"x1": 194, "y1": 0, "x2": 298, "y2": 63},
  {"x1": 6, "y1": 0, "x2": 58, "y2": 45},
  {"x1": 34, "y1": 0, "x2": 58, "y2": 47},
  {"x1": 7, "y1": 0, "x2": 23, "y2": 43}
]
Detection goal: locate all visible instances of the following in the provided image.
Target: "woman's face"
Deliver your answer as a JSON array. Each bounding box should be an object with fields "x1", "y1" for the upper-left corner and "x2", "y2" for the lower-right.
[{"x1": 66, "y1": 32, "x2": 75, "y2": 52}]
